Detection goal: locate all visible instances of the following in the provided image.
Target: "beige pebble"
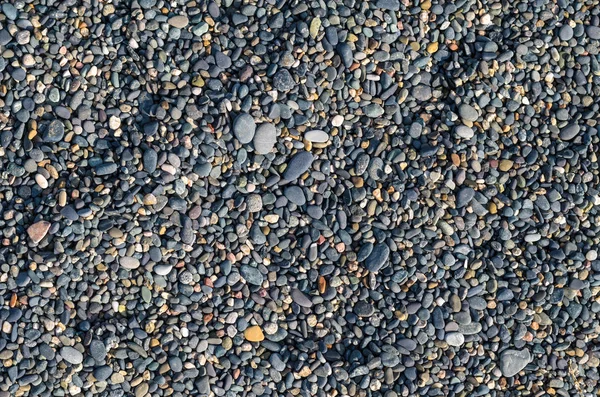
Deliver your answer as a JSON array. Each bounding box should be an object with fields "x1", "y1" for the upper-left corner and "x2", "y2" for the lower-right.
[
  {"x1": 35, "y1": 174, "x2": 49, "y2": 189},
  {"x1": 109, "y1": 116, "x2": 121, "y2": 130},
  {"x1": 332, "y1": 115, "x2": 344, "y2": 127}
]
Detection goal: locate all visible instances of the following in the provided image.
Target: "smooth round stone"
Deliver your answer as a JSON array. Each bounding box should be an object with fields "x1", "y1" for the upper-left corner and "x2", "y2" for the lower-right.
[
  {"x1": 304, "y1": 130, "x2": 329, "y2": 143},
  {"x1": 412, "y1": 85, "x2": 432, "y2": 101},
  {"x1": 365, "y1": 243, "x2": 390, "y2": 272},
  {"x1": 241, "y1": 265, "x2": 263, "y2": 286},
  {"x1": 253, "y1": 123, "x2": 277, "y2": 154},
  {"x1": 244, "y1": 326, "x2": 265, "y2": 342},
  {"x1": 283, "y1": 151, "x2": 313, "y2": 180},
  {"x1": 42, "y1": 120, "x2": 65, "y2": 143},
  {"x1": 291, "y1": 289, "x2": 313, "y2": 307},
  {"x1": 559, "y1": 24, "x2": 574, "y2": 41},
  {"x1": 120, "y1": 256, "x2": 140, "y2": 269},
  {"x1": 233, "y1": 113, "x2": 256, "y2": 144},
  {"x1": 35, "y1": 174, "x2": 49, "y2": 189},
  {"x1": 90, "y1": 340, "x2": 107, "y2": 362},
  {"x1": 331, "y1": 115, "x2": 344, "y2": 126},
  {"x1": 559, "y1": 123, "x2": 580, "y2": 141},
  {"x1": 587, "y1": 25, "x2": 600, "y2": 40},
  {"x1": 154, "y1": 264, "x2": 173, "y2": 276},
  {"x1": 168, "y1": 15, "x2": 189, "y2": 28},
  {"x1": 2, "y1": 3, "x2": 17, "y2": 20},
  {"x1": 445, "y1": 332, "x2": 465, "y2": 346},
  {"x1": 455, "y1": 125, "x2": 474, "y2": 139},
  {"x1": 27, "y1": 221, "x2": 50, "y2": 244},
  {"x1": 458, "y1": 104, "x2": 479, "y2": 121},
  {"x1": 93, "y1": 366, "x2": 112, "y2": 381},
  {"x1": 284, "y1": 186, "x2": 306, "y2": 206},
  {"x1": 142, "y1": 149, "x2": 158, "y2": 173},
  {"x1": 499, "y1": 349, "x2": 531, "y2": 377},
  {"x1": 60, "y1": 346, "x2": 83, "y2": 365},
  {"x1": 354, "y1": 301, "x2": 374, "y2": 317},
  {"x1": 456, "y1": 187, "x2": 475, "y2": 207},
  {"x1": 246, "y1": 194, "x2": 263, "y2": 212},
  {"x1": 336, "y1": 42, "x2": 353, "y2": 68},
  {"x1": 364, "y1": 104, "x2": 384, "y2": 118}
]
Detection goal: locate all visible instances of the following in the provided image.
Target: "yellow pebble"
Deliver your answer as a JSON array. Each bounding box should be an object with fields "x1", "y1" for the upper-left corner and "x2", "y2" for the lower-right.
[
  {"x1": 427, "y1": 42, "x2": 439, "y2": 54},
  {"x1": 499, "y1": 160, "x2": 514, "y2": 171},
  {"x1": 244, "y1": 326, "x2": 265, "y2": 342}
]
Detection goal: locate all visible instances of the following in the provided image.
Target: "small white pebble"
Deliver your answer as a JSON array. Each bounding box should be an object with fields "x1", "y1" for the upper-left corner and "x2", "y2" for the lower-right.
[
  {"x1": 332, "y1": 115, "x2": 344, "y2": 127},
  {"x1": 35, "y1": 174, "x2": 49, "y2": 189}
]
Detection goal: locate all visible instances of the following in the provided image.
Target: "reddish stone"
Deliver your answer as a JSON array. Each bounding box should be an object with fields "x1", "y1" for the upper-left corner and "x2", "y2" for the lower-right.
[{"x1": 27, "y1": 221, "x2": 50, "y2": 244}]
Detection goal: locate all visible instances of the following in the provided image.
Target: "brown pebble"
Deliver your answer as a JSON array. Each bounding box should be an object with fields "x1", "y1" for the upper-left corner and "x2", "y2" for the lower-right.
[{"x1": 27, "y1": 221, "x2": 51, "y2": 244}]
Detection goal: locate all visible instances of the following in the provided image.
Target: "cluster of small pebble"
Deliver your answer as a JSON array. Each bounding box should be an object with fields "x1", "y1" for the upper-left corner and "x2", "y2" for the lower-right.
[{"x1": 1, "y1": 0, "x2": 600, "y2": 396}]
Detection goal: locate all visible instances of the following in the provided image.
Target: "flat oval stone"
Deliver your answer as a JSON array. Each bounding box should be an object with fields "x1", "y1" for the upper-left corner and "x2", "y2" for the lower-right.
[
  {"x1": 27, "y1": 221, "x2": 51, "y2": 244},
  {"x1": 499, "y1": 349, "x2": 531, "y2": 377},
  {"x1": 42, "y1": 120, "x2": 65, "y2": 143},
  {"x1": 143, "y1": 149, "x2": 158, "y2": 173},
  {"x1": 337, "y1": 42, "x2": 353, "y2": 68},
  {"x1": 456, "y1": 187, "x2": 475, "y2": 208},
  {"x1": 253, "y1": 123, "x2": 277, "y2": 154},
  {"x1": 283, "y1": 151, "x2": 313, "y2": 180},
  {"x1": 458, "y1": 104, "x2": 479, "y2": 121},
  {"x1": 233, "y1": 113, "x2": 256, "y2": 144},
  {"x1": 60, "y1": 346, "x2": 83, "y2": 365},
  {"x1": 365, "y1": 243, "x2": 390, "y2": 272},
  {"x1": 244, "y1": 326, "x2": 265, "y2": 342},
  {"x1": 364, "y1": 103, "x2": 384, "y2": 118},
  {"x1": 559, "y1": 123, "x2": 579, "y2": 141},
  {"x1": 455, "y1": 125, "x2": 474, "y2": 139},
  {"x1": 304, "y1": 130, "x2": 329, "y2": 143},
  {"x1": 445, "y1": 332, "x2": 465, "y2": 346},
  {"x1": 120, "y1": 256, "x2": 140, "y2": 269},
  {"x1": 168, "y1": 15, "x2": 189, "y2": 28},
  {"x1": 291, "y1": 288, "x2": 313, "y2": 307},
  {"x1": 284, "y1": 186, "x2": 306, "y2": 206},
  {"x1": 154, "y1": 263, "x2": 173, "y2": 275},
  {"x1": 90, "y1": 340, "x2": 107, "y2": 362},
  {"x1": 240, "y1": 265, "x2": 263, "y2": 286}
]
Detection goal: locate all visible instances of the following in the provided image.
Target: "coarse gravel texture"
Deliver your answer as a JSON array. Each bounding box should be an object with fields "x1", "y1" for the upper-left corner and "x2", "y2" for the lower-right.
[{"x1": 0, "y1": 0, "x2": 600, "y2": 397}]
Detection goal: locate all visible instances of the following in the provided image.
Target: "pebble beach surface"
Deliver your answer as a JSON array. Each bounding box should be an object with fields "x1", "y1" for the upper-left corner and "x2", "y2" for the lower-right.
[{"x1": 1, "y1": 0, "x2": 600, "y2": 396}]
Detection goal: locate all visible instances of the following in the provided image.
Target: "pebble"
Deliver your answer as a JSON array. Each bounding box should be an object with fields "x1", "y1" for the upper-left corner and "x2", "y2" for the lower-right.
[
  {"x1": 241, "y1": 265, "x2": 263, "y2": 286},
  {"x1": 244, "y1": 326, "x2": 265, "y2": 342},
  {"x1": 42, "y1": 120, "x2": 65, "y2": 143},
  {"x1": 284, "y1": 186, "x2": 306, "y2": 206},
  {"x1": 168, "y1": 15, "x2": 189, "y2": 28},
  {"x1": 458, "y1": 104, "x2": 479, "y2": 121},
  {"x1": 27, "y1": 221, "x2": 51, "y2": 244},
  {"x1": 499, "y1": 349, "x2": 531, "y2": 377},
  {"x1": 455, "y1": 125, "x2": 474, "y2": 139},
  {"x1": 253, "y1": 123, "x2": 277, "y2": 154},
  {"x1": 559, "y1": 25, "x2": 574, "y2": 41},
  {"x1": 120, "y1": 256, "x2": 140, "y2": 270},
  {"x1": 272, "y1": 69, "x2": 294, "y2": 91},
  {"x1": 60, "y1": 347, "x2": 83, "y2": 365},
  {"x1": 364, "y1": 104, "x2": 384, "y2": 118},
  {"x1": 445, "y1": 332, "x2": 465, "y2": 347},
  {"x1": 233, "y1": 113, "x2": 256, "y2": 144},
  {"x1": 1, "y1": 2, "x2": 599, "y2": 396},
  {"x1": 365, "y1": 244, "x2": 390, "y2": 272},
  {"x1": 456, "y1": 187, "x2": 475, "y2": 208},
  {"x1": 291, "y1": 289, "x2": 313, "y2": 308},
  {"x1": 283, "y1": 151, "x2": 313, "y2": 180},
  {"x1": 304, "y1": 130, "x2": 329, "y2": 143},
  {"x1": 560, "y1": 123, "x2": 580, "y2": 141}
]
